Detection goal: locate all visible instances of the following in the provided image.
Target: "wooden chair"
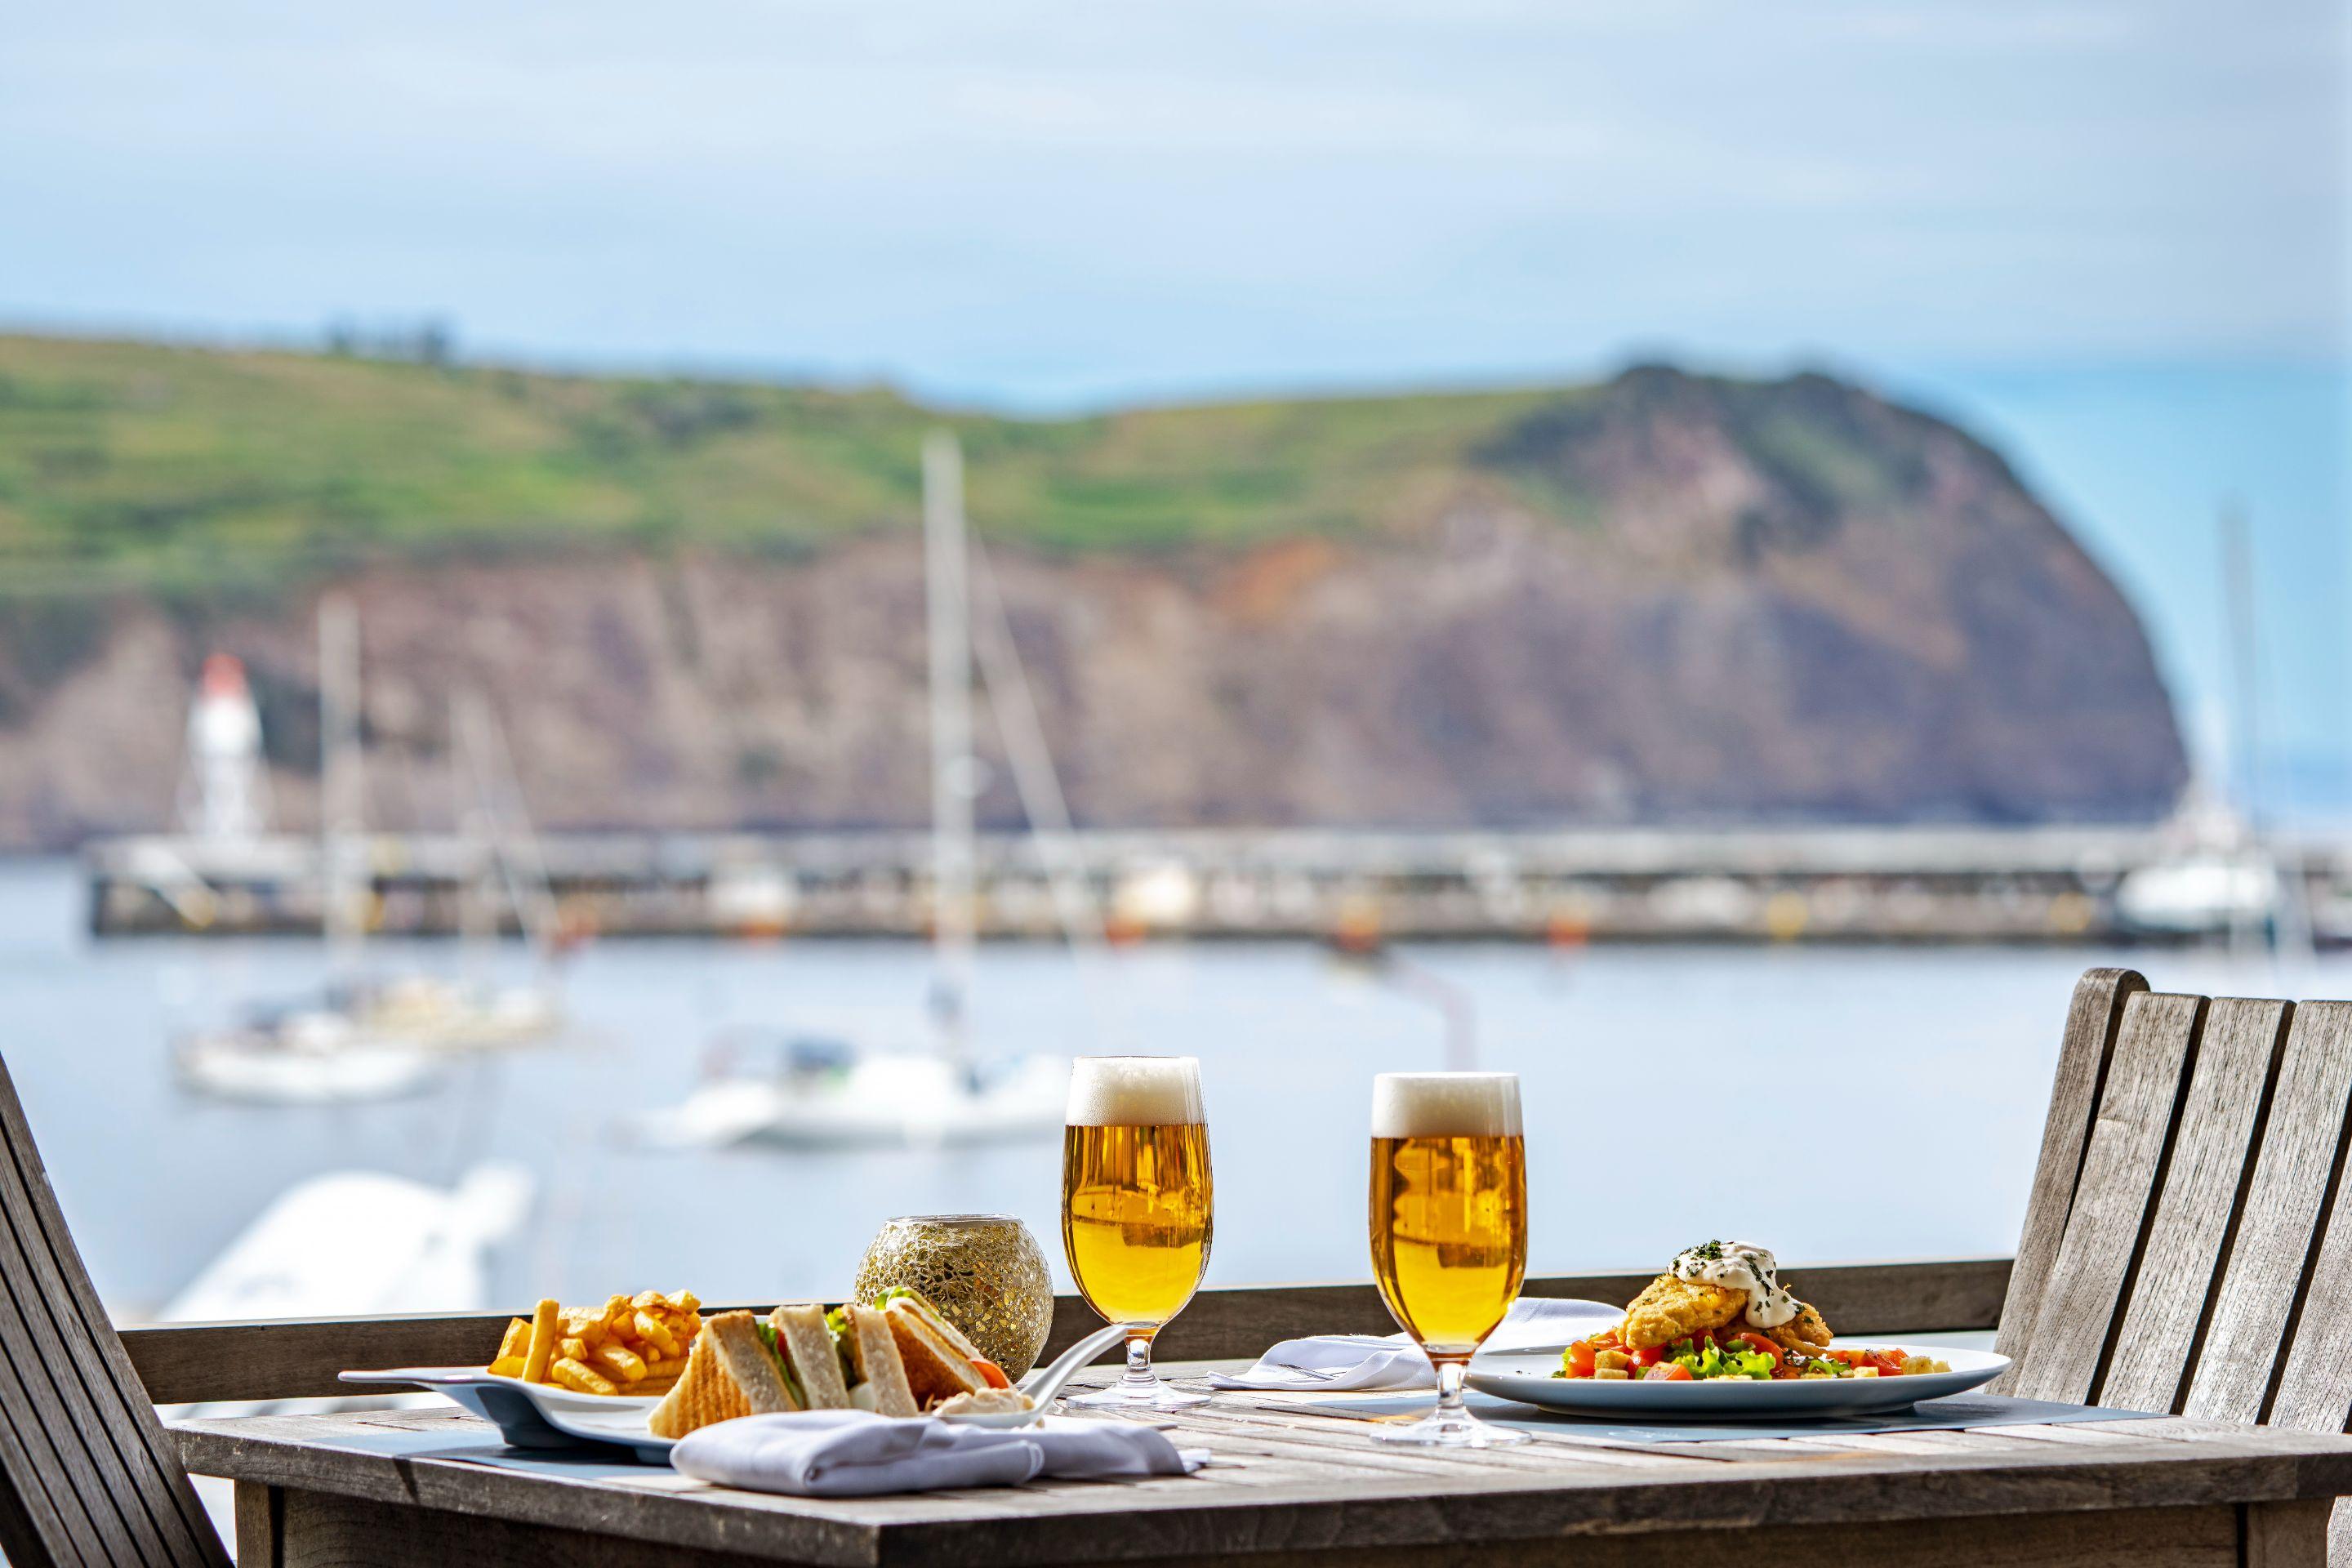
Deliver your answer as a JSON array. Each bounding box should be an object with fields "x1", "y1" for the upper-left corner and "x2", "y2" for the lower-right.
[
  {"x1": 0, "y1": 1054, "x2": 228, "y2": 1566},
  {"x1": 1994, "y1": 966, "x2": 2352, "y2": 1548}
]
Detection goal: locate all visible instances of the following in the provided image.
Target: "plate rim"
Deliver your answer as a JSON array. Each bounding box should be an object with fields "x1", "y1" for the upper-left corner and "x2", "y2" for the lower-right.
[
  {"x1": 341, "y1": 1365, "x2": 666, "y2": 1410},
  {"x1": 1464, "y1": 1340, "x2": 2009, "y2": 1411}
]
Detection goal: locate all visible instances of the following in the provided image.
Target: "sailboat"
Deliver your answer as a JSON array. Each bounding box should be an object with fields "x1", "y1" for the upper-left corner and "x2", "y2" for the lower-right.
[
  {"x1": 175, "y1": 601, "x2": 565, "y2": 1105},
  {"x1": 2114, "y1": 506, "x2": 2300, "y2": 948},
  {"x1": 629, "y1": 434, "x2": 1083, "y2": 1151}
]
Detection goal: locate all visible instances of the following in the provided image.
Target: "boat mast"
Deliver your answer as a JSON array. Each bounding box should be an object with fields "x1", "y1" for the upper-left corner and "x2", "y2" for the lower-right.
[
  {"x1": 452, "y1": 687, "x2": 562, "y2": 969},
  {"x1": 318, "y1": 592, "x2": 368, "y2": 971},
  {"x1": 924, "y1": 431, "x2": 976, "y2": 1070},
  {"x1": 2219, "y1": 502, "x2": 2312, "y2": 960},
  {"x1": 2221, "y1": 501, "x2": 2261, "y2": 844}
]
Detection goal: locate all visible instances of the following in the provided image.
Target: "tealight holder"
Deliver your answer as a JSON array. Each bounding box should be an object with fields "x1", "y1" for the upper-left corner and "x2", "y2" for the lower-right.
[{"x1": 853, "y1": 1214, "x2": 1055, "y2": 1378}]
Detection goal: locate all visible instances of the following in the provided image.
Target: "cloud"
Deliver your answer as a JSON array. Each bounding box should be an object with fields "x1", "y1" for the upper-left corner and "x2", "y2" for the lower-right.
[{"x1": 1, "y1": 0, "x2": 2341, "y2": 395}]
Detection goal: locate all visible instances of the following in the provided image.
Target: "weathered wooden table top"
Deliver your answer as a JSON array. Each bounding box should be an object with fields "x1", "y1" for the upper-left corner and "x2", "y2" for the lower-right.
[{"x1": 173, "y1": 1362, "x2": 2352, "y2": 1568}]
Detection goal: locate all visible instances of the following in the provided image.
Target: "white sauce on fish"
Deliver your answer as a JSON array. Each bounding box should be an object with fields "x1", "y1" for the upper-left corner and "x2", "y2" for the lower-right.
[{"x1": 1670, "y1": 1241, "x2": 1799, "y2": 1330}]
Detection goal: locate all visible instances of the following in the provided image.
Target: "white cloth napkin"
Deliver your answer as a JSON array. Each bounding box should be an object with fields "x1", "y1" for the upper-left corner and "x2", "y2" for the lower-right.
[
  {"x1": 1208, "y1": 1298, "x2": 1623, "y2": 1392},
  {"x1": 670, "y1": 1410, "x2": 1209, "y2": 1497}
]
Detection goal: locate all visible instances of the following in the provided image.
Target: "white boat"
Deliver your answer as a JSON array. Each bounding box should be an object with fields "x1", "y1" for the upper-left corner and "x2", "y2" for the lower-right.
[
  {"x1": 173, "y1": 973, "x2": 565, "y2": 1104},
  {"x1": 159, "y1": 1163, "x2": 533, "y2": 1419},
  {"x1": 175, "y1": 1011, "x2": 448, "y2": 1105},
  {"x1": 630, "y1": 1043, "x2": 1067, "y2": 1151},
  {"x1": 340, "y1": 973, "x2": 563, "y2": 1053},
  {"x1": 2114, "y1": 774, "x2": 2285, "y2": 939},
  {"x1": 2114, "y1": 854, "x2": 2282, "y2": 935}
]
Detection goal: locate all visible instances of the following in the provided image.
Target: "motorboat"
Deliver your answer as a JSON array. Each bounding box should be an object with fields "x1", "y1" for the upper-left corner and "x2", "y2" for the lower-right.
[
  {"x1": 158, "y1": 1163, "x2": 533, "y2": 1418},
  {"x1": 627, "y1": 1032, "x2": 1067, "y2": 1151}
]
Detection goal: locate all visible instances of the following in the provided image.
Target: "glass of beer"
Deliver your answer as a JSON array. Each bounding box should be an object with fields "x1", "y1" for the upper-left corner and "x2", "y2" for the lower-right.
[
  {"x1": 1367, "y1": 1071, "x2": 1528, "y2": 1446},
  {"x1": 1061, "y1": 1055, "x2": 1214, "y2": 1410}
]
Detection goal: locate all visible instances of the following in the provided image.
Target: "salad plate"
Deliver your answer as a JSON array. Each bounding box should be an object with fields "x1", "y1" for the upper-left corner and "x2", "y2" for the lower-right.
[{"x1": 1465, "y1": 1342, "x2": 2009, "y2": 1418}]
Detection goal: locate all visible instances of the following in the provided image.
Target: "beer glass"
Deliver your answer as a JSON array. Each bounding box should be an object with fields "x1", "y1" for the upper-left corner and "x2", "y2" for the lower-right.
[
  {"x1": 1061, "y1": 1056, "x2": 1214, "y2": 1410},
  {"x1": 1367, "y1": 1071, "x2": 1527, "y2": 1446}
]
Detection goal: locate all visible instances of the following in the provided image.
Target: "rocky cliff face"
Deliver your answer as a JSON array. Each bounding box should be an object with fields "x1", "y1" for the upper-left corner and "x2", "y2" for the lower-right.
[{"x1": 0, "y1": 367, "x2": 2187, "y2": 847}]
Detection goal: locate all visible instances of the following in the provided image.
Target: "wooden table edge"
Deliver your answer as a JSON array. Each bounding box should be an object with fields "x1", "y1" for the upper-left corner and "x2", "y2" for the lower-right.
[{"x1": 172, "y1": 1414, "x2": 2352, "y2": 1568}]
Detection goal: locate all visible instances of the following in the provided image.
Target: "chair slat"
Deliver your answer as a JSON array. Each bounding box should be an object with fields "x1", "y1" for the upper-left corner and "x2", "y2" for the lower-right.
[
  {"x1": 2010, "y1": 990, "x2": 2203, "y2": 1405},
  {"x1": 0, "y1": 1147, "x2": 188, "y2": 1565},
  {"x1": 2181, "y1": 1000, "x2": 2352, "y2": 1426},
  {"x1": 0, "y1": 1196, "x2": 136, "y2": 1566},
  {"x1": 0, "y1": 1204, "x2": 109, "y2": 1566},
  {"x1": 0, "y1": 1389, "x2": 82, "y2": 1568},
  {"x1": 1992, "y1": 966, "x2": 2145, "y2": 1388},
  {"x1": 2275, "y1": 1182, "x2": 2352, "y2": 1434},
  {"x1": 2230, "y1": 1003, "x2": 2352, "y2": 1432},
  {"x1": 2099, "y1": 997, "x2": 2292, "y2": 1412},
  {"x1": 0, "y1": 1059, "x2": 227, "y2": 1566}
]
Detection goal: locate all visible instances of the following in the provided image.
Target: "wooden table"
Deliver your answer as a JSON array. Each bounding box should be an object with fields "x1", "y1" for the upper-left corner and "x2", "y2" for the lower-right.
[{"x1": 178, "y1": 1362, "x2": 2352, "y2": 1568}]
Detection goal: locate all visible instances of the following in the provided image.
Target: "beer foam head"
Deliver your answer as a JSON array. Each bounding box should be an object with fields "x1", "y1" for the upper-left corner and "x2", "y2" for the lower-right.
[
  {"x1": 1370, "y1": 1073, "x2": 1521, "y2": 1138},
  {"x1": 1067, "y1": 1056, "x2": 1204, "y2": 1125}
]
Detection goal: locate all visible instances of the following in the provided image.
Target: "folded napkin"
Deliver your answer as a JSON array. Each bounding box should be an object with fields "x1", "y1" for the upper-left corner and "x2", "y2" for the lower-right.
[
  {"x1": 1209, "y1": 1297, "x2": 1622, "y2": 1392},
  {"x1": 670, "y1": 1410, "x2": 1208, "y2": 1498}
]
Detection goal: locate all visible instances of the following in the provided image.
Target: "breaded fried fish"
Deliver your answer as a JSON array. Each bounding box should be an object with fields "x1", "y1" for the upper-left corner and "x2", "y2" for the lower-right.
[
  {"x1": 1764, "y1": 1300, "x2": 1833, "y2": 1355},
  {"x1": 1619, "y1": 1272, "x2": 1748, "y2": 1350}
]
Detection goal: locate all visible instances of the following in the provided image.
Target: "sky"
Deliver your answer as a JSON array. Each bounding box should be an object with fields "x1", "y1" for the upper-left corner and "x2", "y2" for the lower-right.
[{"x1": 4, "y1": 0, "x2": 2348, "y2": 812}]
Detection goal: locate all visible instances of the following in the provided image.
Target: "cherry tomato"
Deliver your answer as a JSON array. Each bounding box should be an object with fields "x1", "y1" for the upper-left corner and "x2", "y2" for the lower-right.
[
  {"x1": 1642, "y1": 1362, "x2": 1693, "y2": 1381},
  {"x1": 1737, "y1": 1333, "x2": 1783, "y2": 1366},
  {"x1": 1631, "y1": 1343, "x2": 1666, "y2": 1369},
  {"x1": 969, "y1": 1358, "x2": 1012, "y2": 1390},
  {"x1": 1566, "y1": 1340, "x2": 1597, "y2": 1379}
]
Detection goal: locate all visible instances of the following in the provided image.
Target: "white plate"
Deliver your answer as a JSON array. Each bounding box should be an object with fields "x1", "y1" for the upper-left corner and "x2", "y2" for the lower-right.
[
  {"x1": 538, "y1": 1398, "x2": 676, "y2": 1460},
  {"x1": 339, "y1": 1367, "x2": 673, "y2": 1460},
  {"x1": 1465, "y1": 1342, "x2": 2010, "y2": 1419}
]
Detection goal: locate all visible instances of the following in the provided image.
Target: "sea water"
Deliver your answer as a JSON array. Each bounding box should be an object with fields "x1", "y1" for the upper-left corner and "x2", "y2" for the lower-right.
[{"x1": 5, "y1": 858, "x2": 2345, "y2": 1321}]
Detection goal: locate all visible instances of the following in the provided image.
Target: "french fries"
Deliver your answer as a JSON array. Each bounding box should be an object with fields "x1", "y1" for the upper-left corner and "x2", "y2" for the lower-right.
[
  {"x1": 550, "y1": 1356, "x2": 617, "y2": 1396},
  {"x1": 590, "y1": 1342, "x2": 647, "y2": 1383},
  {"x1": 488, "y1": 1290, "x2": 701, "y2": 1396},
  {"x1": 521, "y1": 1298, "x2": 559, "y2": 1384}
]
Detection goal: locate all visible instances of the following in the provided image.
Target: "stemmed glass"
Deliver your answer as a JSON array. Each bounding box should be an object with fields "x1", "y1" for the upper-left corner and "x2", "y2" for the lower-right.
[
  {"x1": 1366, "y1": 1071, "x2": 1528, "y2": 1446},
  {"x1": 1059, "y1": 1056, "x2": 1214, "y2": 1410}
]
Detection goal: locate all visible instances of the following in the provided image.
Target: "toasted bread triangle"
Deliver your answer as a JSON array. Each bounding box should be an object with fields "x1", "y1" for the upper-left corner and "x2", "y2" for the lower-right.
[
  {"x1": 884, "y1": 1299, "x2": 990, "y2": 1406},
  {"x1": 705, "y1": 1310, "x2": 800, "y2": 1414},
  {"x1": 646, "y1": 1320, "x2": 753, "y2": 1439},
  {"x1": 895, "y1": 1294, "x2": 983, "y2": 1360},
  {"x1": 771, "y1": 1304, "x2": 848, "y2": 1410},
  {"x1": 842, "y1": 1304, "x2": 920, "y2": 1417}
]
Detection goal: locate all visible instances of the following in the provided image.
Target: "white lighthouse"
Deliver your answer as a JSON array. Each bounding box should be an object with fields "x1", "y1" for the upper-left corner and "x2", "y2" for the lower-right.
[{"x1": 181, "y1": 653, "x2": 271, "y2": 840}]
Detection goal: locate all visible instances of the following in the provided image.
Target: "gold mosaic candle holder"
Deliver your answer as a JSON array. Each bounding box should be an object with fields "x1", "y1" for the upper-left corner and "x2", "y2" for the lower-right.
[{"x1": 853, "y1": 1214, "x2": 1055, "y2": 1378}]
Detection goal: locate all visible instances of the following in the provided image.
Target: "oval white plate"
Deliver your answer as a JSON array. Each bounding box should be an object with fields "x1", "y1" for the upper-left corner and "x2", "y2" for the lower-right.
[
  {"x1": 1465, "y1": 1342, "x2": 2009, "y2": 1418},
  {"x1": 340, "y1": 1367, "x2": 672, "y2": 1460}
]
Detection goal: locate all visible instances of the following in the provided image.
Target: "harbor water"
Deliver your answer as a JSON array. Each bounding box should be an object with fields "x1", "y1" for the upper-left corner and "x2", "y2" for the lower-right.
[{"x1": 7, "y1": 857, "x2": 2345, "y2": 1323}]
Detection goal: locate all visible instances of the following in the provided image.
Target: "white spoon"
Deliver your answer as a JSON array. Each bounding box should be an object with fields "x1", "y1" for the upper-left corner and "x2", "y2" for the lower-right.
[{"x1": 936, "y1": 1322, "x2": 1133, "y2": 1428}]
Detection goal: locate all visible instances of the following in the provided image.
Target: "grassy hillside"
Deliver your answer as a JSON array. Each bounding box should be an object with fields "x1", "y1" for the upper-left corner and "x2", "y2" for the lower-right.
[
  {"x1": 0, "y1": 336, "x2": 2192, "y2": 840},
  {"x1": 0, "y1": 333, "x2": 1587, "y2": 594}
]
